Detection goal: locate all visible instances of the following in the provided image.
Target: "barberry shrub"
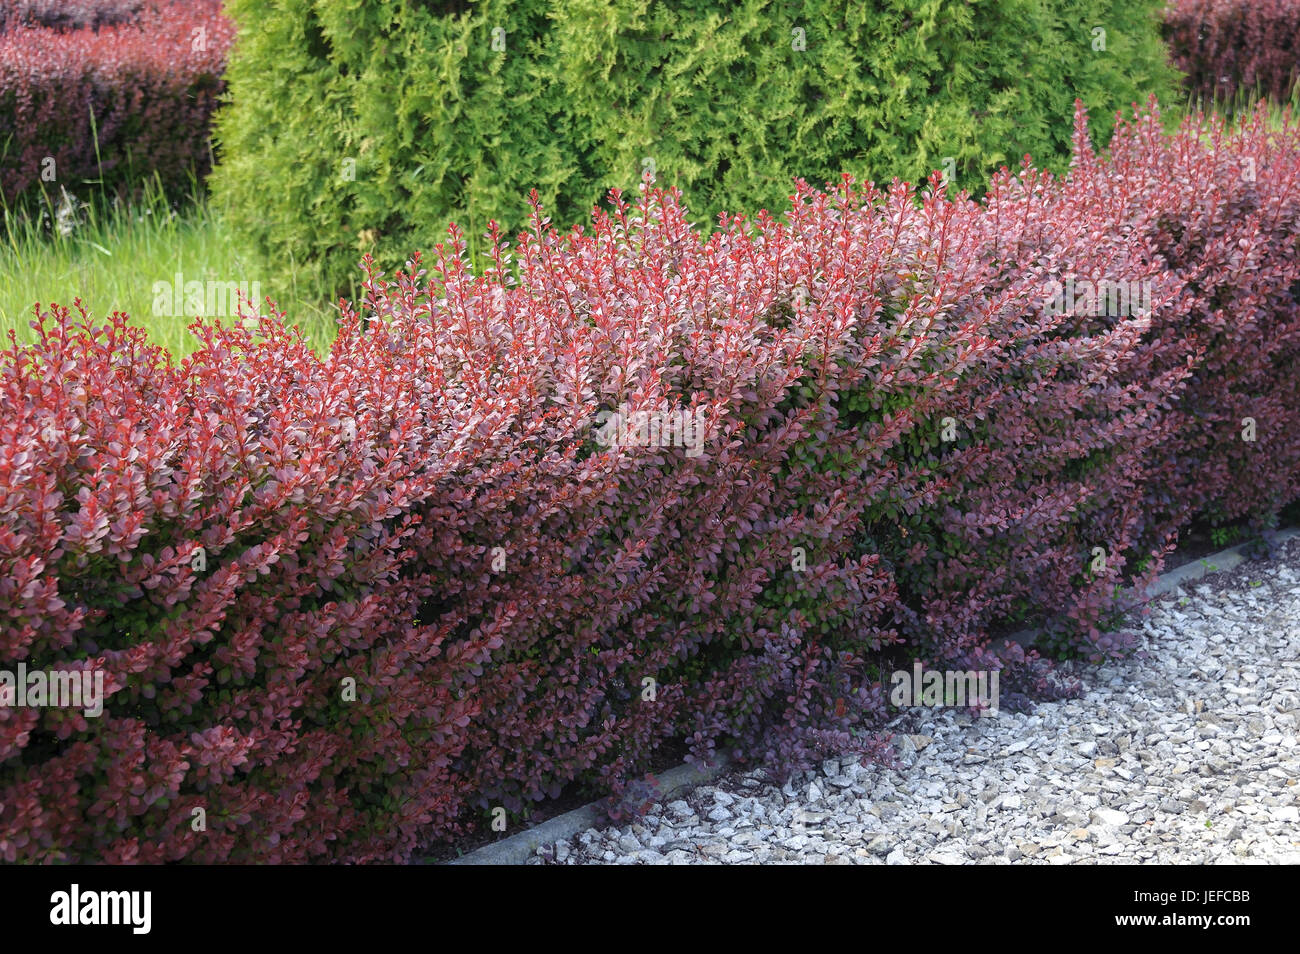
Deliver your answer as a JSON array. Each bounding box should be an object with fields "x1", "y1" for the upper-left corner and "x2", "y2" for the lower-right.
[
  {"x1": 0, "y1": 0, "x2": 232, "y2": 206},
  {"x1": 4, "y1": 101, "x2": 1299, "y2": 863},
  {"x1": 0, "y1": 0, "x2": 143, "y2": 32},
  {"x1": 210, "y1": 0, "x2": 1178, "y2": 298},
  {"x1": 1164, "y1": 0, "x2": 1300, "y2": 106}
]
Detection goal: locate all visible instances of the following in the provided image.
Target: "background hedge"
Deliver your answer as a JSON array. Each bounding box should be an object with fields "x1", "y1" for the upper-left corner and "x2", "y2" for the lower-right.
[
  {"x1": 1164, "y1": 0, "x2": 1300, "y2": 107},
  {"x1": 210, "y1": 0, "x2": 1180, "y2": 297},
  {"x1": 0, "y1": 1, "x2": 143, "y2": 32},
  {"x1": 0, "y1": 0, "x2": 232, "y2": 206}
]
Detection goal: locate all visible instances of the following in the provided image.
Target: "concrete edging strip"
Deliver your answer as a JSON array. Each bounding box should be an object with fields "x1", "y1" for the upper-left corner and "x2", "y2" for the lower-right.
[
  {"x1": 1142, "y1": 528, "x2": 1300, "y2": 598},
  {"x1": 437, "y1": 526, "x2": 1298, "y2": 865},
  {"x1": 443, "y1": 757, "x2": 728, "y2": 865},
  {"x1": 997, "y1": 528, "x2": 1300, "y2": 648}
]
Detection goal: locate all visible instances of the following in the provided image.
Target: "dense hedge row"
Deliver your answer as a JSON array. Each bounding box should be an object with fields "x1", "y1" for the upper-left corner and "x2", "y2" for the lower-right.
[
  {"x1": 4, "y1": 101, "x2": 1299, "y2": 863},
  {"x1": 210, "y1": 0, "x2": 1179, "y2": 297},
  {"x1": 0, "y1": 0, "x2": 143, "y2": 32},
  {"x1": 0, "y1": 0, "x2": 232, "y2": 205},
  {"x1": 1164, "y1": 0, "x2": 1300, "y2": 105}
]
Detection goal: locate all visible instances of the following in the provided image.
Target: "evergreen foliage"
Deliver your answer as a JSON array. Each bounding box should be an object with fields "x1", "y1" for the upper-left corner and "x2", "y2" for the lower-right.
[{"x1": 211, "y1": 0, "x2": 1179, "y2": 296}]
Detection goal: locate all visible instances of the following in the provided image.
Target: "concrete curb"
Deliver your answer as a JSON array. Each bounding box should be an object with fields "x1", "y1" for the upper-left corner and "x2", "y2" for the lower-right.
[
  {"x1": 1141, "y1": 527, "x2": 1300, "y2": 599},
  {"x1": 996, "y1": 528, "x2": 1300, "y2": 649},
  {"x1": 436, "y1": 526, "x2": 1297, "y2": 865},
  {"x1": 442, "y1": 757, "x2": 729, "y2": 865}
]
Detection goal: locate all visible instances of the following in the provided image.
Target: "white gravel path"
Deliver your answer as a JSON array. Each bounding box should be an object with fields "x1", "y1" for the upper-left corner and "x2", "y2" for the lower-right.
[{"x1": 531, "y1": 537, "x2": 1300, "y2": 864}]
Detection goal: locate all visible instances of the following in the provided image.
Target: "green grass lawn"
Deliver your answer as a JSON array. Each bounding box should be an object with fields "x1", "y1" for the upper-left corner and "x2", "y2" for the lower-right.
[{"x1": 0, "y1": 177, "x2": 343, "y2": 356}]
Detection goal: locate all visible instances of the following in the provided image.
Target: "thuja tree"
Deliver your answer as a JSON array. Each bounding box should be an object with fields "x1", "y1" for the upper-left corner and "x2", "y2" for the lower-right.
[{"x1": 210, "y1": 0, "x2": 1178, "y2": 297}]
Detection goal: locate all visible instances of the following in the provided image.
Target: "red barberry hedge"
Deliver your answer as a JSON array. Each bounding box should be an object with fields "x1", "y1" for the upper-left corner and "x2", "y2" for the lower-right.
[
  {"x1": 0, "y1": 0, "x2": 232, "y2": 204},
  {"x1": 0, "y1": 1, "x2": 144, "y2": 32},
  {"x1": 3, "y1": 100, "x2": 1299, "y2": 863},
  {"x1": 1165, "y1": 0, "x2": 1300, "y2": 104}
]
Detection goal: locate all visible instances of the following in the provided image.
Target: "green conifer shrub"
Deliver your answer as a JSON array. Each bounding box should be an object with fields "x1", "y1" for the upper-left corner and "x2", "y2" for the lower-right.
[{"x1": 210, "y1": 0, "x2": 1179, "y2": 297}]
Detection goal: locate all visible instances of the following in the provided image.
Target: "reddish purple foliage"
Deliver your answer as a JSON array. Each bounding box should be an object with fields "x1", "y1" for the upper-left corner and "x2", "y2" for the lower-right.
[
  {"x1": 2, "y1": 100, "x2": 1299, "y2": 863},
  {"x1": 0, "y1": 0, "x2": 232, "y2": 203},
  {"x1": 0, "y1": 1, "x2": 144, "y2": 32},
  {"x1": 1165, "y1": 0, "x2": 1300, "y2": 103}
]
